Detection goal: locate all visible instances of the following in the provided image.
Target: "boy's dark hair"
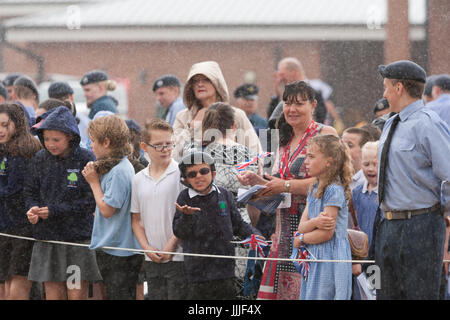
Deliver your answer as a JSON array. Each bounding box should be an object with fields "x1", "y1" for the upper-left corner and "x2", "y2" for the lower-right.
[
  {"x1": 38, "y1": 98, "x2": 78, "y2": 123},
  {"x1": 343, "y1": 127, "x2": 374, "y2": 148},
  {"x1": 178, "y1": 150, "x2": 216, "y2": 188}
]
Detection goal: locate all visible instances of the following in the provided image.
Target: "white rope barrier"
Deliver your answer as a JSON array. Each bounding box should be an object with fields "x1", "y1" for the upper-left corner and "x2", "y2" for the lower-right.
[{"x1": 1, "y1": 232, "x2": 449, "y2": 264}]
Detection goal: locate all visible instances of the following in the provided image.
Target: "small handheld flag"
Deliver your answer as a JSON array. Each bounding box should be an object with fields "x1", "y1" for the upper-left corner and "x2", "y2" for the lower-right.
[
  {"x1": 238, "y1": 234, "x2": 269, "y2": 257},
  {"x1": 235, "y1": 152, "x2": 273, "y2": 173},
  {"x1": 291, "y1": 231, "x2": 311, "y2": 280}
]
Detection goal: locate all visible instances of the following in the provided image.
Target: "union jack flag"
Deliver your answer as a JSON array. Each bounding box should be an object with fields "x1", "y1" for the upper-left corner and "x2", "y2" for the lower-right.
[
  {"x1": 238, "y1": 234, "x2": 269, "y2": 257},
  {"x1": 235, "y1": 152, "x2": 273, "y2": 173},
  {"x1": 292, "y1": 232, "x2": 311, "y2": 280}
]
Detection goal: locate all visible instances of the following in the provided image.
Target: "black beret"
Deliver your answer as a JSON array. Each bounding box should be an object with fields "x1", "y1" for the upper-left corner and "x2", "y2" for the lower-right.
[
  {"x1": 424, "y1": 75, "x2": 439, "y2": 96},
  {"x1": 48, "y1": 81, "x2": 74, "y2": 99},
  {"x1": 152, "y1": 75, "x2": 181, "y2": 92},
  {"x1": 433, "y1": 74, "x2": 450, "y2": 91},
  {"x1": 2, "y1": 73, "x2": 22, "y2": 87},
  {"x1": 373, "y1": 98, "x2": 389, "y2": 114},
  {"x1": 80, "y1": 70, "x2": 108, "y2": 86},
  {"x1": 234, "y1": 83, "x2": 259, "y2": 100},
  {"x1": 378, "y1": 60, "x2": 426, "y2": 83},
  {"x1": 14, "y1": 75, "x2": 39, "y2": 98},
  {"x1": 125, "y1": 119, "x2": 141, "y2": 134},
  {"x1": 0, "y1": 84, "x2": 7, "y2": 100}
]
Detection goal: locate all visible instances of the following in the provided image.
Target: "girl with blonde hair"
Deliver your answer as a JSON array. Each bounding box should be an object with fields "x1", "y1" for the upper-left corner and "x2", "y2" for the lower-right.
[{"x1": 82, "y1": 115, "x2": 143, "y2": 300}]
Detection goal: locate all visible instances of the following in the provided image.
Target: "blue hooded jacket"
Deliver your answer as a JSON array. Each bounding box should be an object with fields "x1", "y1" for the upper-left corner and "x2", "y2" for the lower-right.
[
  {"x1": 88, "y1": 95, "x2": 118, "y2": 119},
  {"x1": 24, "y1": 106, "x2": 96, "y2": 241}
]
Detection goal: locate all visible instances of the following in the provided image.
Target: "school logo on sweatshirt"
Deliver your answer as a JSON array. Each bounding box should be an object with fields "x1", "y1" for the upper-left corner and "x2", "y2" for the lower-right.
[
  {"x1": 0, "y1": 158, "x2": 6, "y2": 176},
  {"x1": 218, "y1": 201, "x2": 228, "y2": 216},
  {"x1": 67, "y1": 169, "x2": 80, "y2": 188}
]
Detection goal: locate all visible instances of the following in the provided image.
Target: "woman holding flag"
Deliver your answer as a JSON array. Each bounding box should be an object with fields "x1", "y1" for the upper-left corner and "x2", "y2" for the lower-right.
[{"x1": 237, "y1": 81, "x2": 337, "y2": 300}]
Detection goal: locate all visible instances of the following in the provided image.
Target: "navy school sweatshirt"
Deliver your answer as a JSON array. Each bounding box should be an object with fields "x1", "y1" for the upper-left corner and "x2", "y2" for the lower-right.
[
  {"x1": 0, "y1": 153, "x2": 32, "y2": 233},
  {"x1": 173, "y1": 185, "x2": 261, "y2": 283},
  {"x1": 24, "y1": 106, "x2": 96, "y2": 241}
]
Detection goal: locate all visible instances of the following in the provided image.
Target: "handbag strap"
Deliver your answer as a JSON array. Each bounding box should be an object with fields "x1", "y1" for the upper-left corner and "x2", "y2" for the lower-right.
[{"x1": 348, "y1": 197, "x2": 359, "y2": 230}]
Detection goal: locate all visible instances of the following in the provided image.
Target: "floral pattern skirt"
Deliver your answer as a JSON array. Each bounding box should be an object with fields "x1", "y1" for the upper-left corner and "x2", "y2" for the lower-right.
[{"x1": 257, "y1": 204, "x2": 305, "y2": 300}]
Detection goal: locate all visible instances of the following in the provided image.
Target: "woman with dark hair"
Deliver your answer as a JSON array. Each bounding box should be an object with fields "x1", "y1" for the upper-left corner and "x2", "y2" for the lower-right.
[{"x1": 238, "y1": 81, "x2": 337, "y2": 300}]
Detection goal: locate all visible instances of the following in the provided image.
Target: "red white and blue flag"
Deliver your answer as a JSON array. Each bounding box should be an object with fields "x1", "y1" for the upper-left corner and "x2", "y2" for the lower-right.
[
  {"x1": 235, "y1": 152, "x2": 273, "y2": 173},
  {"x1": 292, "y1": 232, "x2": 311, "y2": 280},
  {"x1": 238, "y1": 234, "x2": 269, "y2": 257}
]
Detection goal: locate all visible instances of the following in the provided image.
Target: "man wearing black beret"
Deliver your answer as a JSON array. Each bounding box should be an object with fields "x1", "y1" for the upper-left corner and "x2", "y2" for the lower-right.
[
  {"x1": 374, "y1": 60, "x2": 450, "y2": 300},
  {"x1": 80, "y1": 70, "x2": 118, "y2": 119},
  {"x1": 234, "y1": 83, "x2": 268, "y2": 136},
  {"x1": 152, "y1": 75, "x2": 185, "y2": 126},
  {"x1": 2, "y1": 73, "x2": 22, "y2": 101},
  {"x1": 48, "y1": 81, "x2": 91, "y2": 147},
  {"x1": 13, "y1": 75, "x2": 39, "y2": 127},
  {"x1": 427, "y1": 74, "x2": 450, "y2": 127},
  {"x1": 373, "y1": 98, "x2": 390, "y2": 118},
  {"x1": 48, "y1": 81, "x2": 74, "y2": 100}
]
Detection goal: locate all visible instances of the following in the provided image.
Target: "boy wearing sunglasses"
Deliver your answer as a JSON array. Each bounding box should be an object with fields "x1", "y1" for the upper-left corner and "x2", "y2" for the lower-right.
[
  {"x1": 173, "y1": 150, "x2": 263, "y2": 300},
  {"x1": 130, "y1": 118, "x2": 187, "y2": 300}
]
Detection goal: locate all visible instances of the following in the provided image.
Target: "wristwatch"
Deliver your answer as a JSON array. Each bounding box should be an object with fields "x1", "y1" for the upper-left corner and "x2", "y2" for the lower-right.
[
  {"x1": 284, "y1": 180, "x2": 291, "y2": 192},
  {"x1": 297, "y1": 233, "x2": 304, "y2": 245}
]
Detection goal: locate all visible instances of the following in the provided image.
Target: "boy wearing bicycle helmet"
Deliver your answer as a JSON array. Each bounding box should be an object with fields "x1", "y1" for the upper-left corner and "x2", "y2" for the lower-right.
[{"x1": 173, "y1": 150, "x2": 263, "y2": 299}]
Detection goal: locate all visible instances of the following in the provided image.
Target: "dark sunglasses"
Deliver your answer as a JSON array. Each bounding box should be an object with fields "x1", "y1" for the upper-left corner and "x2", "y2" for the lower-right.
[{"x1": 186, "y1": 167, "x2": 211, "y2": 179}]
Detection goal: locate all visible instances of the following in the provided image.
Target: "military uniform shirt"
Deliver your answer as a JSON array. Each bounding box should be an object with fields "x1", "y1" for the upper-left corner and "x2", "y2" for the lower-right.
[{"x1": 378, "y1": 99, "x2": 450, "y2": 213}]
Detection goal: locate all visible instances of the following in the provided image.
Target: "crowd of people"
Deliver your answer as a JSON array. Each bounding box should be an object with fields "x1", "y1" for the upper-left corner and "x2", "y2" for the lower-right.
[{"x1": 0, "y1": 57, "x2": 449, "y2": 300}]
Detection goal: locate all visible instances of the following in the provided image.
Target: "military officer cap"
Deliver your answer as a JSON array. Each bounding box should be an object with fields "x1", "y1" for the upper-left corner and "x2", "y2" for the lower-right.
[
  {"x1": 378, "y1": 60, "x2": 426, "y2": 83},
  {"x1": 424, "y1": 75, "x2": 438, "y2": 97},
  {"x1": 234, "y1": 83, "x2": 259, "y2": 100},
  {"x1": 80, "y1": 70, "x2": 109, "y2": 86},
  {"x1": 152, "y1": 75, "x2": 181, "y2": 92},
  {"x1": 48, "y1": 81, "x2": 74, "y2": 99},
  {"x1": 13, "y1": 75, "x2": 39, "y2": 99},
  {"x1": 373, "y1": 98, "x2": 390, "y2": 114}
]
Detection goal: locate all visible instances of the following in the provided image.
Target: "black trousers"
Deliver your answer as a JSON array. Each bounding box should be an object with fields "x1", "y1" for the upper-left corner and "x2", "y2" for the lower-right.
[
  {"x1": 145, "y1": 261, "x2": 187, "y2": 300},
  {"x1": 187, "y1": 278, "x2": 236, "y2": 300},
  {"x1": 96, "y1": 250, "x2": 143, "y2": 300},
  {"x1": 375, "y1": 211, "x2": 446, "y2": 300}
]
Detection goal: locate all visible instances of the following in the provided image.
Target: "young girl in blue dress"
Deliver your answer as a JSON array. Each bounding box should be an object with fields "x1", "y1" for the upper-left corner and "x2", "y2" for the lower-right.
[{"x1": 293, "y1": 134, "x2": 353, "y2": 300}]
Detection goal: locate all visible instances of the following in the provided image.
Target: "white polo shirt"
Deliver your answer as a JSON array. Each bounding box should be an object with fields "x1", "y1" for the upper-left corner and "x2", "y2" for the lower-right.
[{"x1": 131, "y1": 159, "x2": 185, "y2": 262}]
